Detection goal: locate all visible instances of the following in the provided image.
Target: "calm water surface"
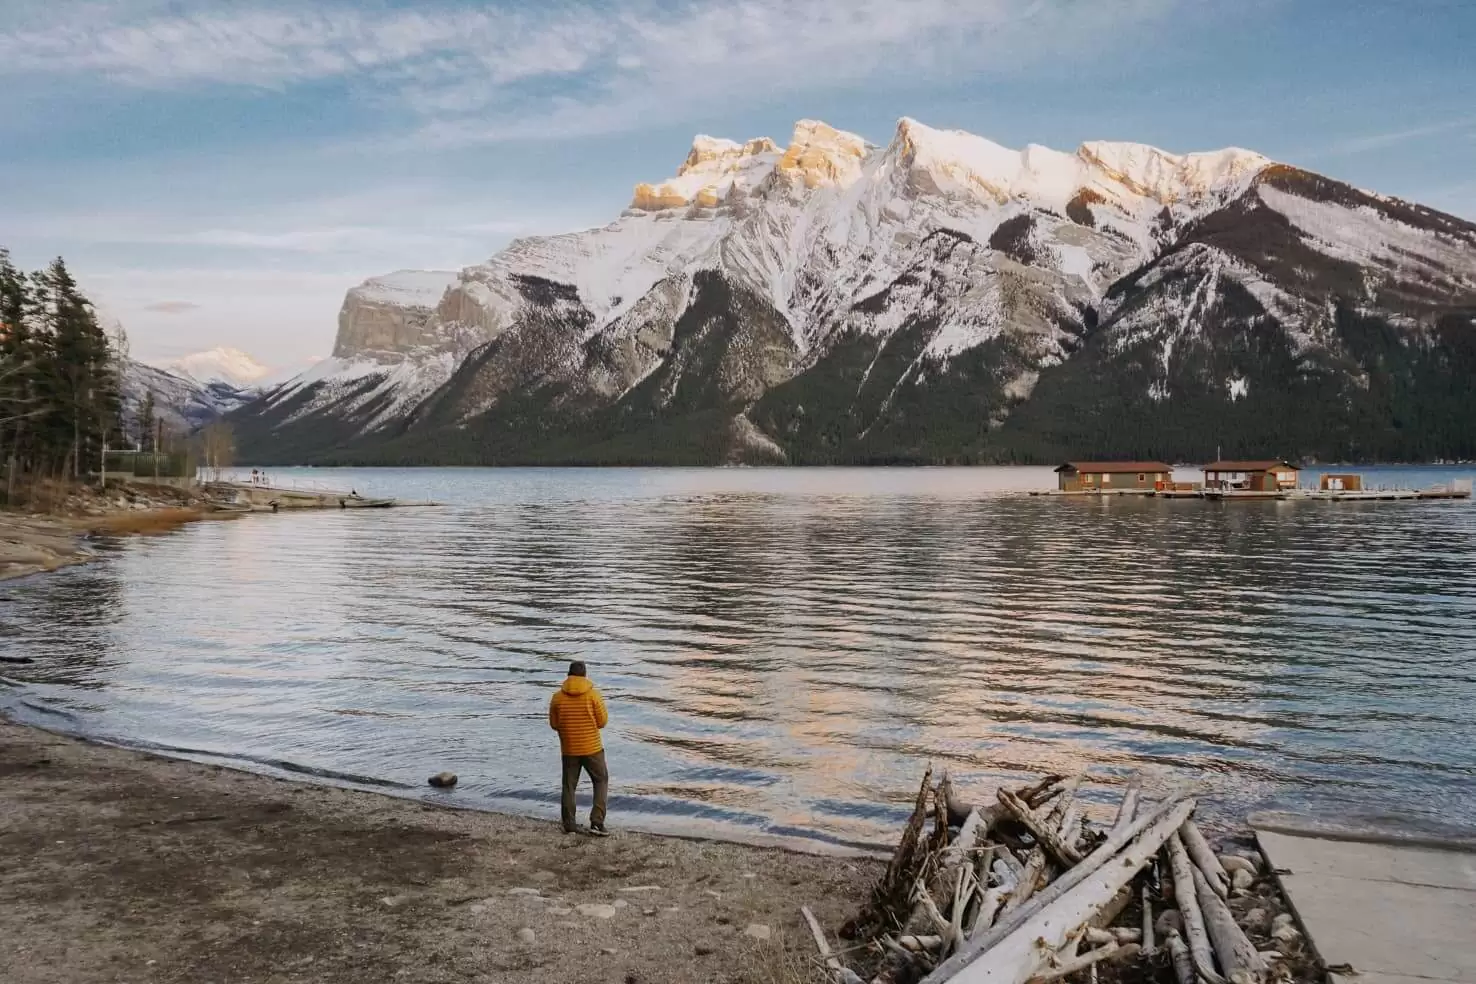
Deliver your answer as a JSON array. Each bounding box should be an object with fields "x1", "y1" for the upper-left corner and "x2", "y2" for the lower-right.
[{"x1": 3, "y1": 466, "x2": 1475, "y2": 848}]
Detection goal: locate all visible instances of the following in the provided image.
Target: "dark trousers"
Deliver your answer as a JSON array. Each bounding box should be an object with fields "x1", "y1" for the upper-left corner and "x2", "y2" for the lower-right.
[{"x1": 561, "y1": 751, "x2": 608, "y2": 832}]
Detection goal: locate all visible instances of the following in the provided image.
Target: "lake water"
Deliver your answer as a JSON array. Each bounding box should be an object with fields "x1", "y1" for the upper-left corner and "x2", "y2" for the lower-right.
[{"x1": 3, "y1": 466, "x2": 1475, "y2": 849}]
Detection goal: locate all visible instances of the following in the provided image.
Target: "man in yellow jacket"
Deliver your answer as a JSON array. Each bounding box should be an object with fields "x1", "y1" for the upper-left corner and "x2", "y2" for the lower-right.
[{"x1": 548, "y1": 661, "x2": 610, "y2": 835}]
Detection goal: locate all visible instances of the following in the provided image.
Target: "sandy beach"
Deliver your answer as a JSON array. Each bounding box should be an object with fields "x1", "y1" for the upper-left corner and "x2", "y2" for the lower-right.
[{"x1": 0, "y1": 719, "x2": 879, "y2": 984}]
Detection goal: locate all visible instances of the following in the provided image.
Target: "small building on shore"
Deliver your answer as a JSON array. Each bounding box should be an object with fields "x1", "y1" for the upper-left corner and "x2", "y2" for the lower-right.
[
  {"x1": 1320, "y1": 473, "x2": 1363, "y2": 492},
  {"x1": 1054, "y1": 461, "x2": 1173, "y2": 492},
  {"x1": 1203, "y1": 460, "x2": 1300, "y2": 492}
]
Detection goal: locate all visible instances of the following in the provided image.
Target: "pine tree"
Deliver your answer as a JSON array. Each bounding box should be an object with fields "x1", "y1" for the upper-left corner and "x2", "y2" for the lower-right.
[
  {"x1": 137, "y1": 390, "x2": 156, "y2": 451},
  {"x1": 0, "y1": 249, "x2": 37, "y2": 467},
  {"x1": 31, "y1": 257, "x2": 120, "y2": 477}
]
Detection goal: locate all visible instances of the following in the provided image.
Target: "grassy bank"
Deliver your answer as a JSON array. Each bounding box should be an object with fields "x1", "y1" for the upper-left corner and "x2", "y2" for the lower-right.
[{"x1": 0, "y1": 720, "x2": 877, "y2": 984}]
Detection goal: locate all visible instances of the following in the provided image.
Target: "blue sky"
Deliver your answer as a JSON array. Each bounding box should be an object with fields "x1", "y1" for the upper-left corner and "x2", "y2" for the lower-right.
[{"x1": 2, "y1": 0, "x2": 1473, "y2": 369}]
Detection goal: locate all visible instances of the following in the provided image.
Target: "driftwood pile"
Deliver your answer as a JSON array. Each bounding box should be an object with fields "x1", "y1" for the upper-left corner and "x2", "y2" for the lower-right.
[{"x1": 802, "y1": 769, "x2": 1305, "y2": 984}]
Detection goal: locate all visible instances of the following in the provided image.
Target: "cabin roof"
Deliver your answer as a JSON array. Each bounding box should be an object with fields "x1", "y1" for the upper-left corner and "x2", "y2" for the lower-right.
[
  {"x1": 1054, "y1": 461, "x2": 1174, "y2": 474},
  {"x1": 1203, "y1": 460, "x2": 1299, "y2": 471}
]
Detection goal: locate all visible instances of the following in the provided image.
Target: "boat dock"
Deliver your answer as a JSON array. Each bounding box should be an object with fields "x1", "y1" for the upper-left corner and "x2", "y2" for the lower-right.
[
  {"x1": 1256, "y1": 824, "x2": 1476, "y2": 984},
  {"x1": 1035, "y1": 460, "x2": 1472, "y2": 502},
  {"x1": 203, "y1": 480, "x2": 429, "y2": 511}
]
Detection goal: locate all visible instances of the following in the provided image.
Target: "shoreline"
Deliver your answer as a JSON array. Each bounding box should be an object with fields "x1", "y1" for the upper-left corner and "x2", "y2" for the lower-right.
[
  {"x1": 2, "y1": 516, "x2": 887, "y2": 982},
  {"x1": 0, "y1": 705, "x2": 890, "y2": 860},
  {"x1": 0, "y1": 494, "x2": 239, "y2": 582},
  {"x1": 0, "y1": 717, "x2": 880, "y2": 983}
]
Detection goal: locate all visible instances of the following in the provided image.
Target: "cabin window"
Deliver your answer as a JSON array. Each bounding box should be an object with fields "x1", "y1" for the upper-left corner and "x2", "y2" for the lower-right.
[
  {"x1": 1102, "y1": 474, "x2": 1112, "y2": 485},
  {"x1": 1138, "y1": 473, "x2": 1145, "y2": 482}
]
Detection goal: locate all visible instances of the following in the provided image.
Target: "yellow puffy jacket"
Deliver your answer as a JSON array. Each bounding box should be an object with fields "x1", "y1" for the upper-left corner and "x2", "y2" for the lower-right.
[{"x1": 549, "y1": 676, "x2": 608, "y2": 757}]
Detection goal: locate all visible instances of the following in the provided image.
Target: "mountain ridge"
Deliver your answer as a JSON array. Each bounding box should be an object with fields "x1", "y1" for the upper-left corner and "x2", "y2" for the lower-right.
[{"x1": 229, "y1": 117, "x2": 1476, "y2": 466}]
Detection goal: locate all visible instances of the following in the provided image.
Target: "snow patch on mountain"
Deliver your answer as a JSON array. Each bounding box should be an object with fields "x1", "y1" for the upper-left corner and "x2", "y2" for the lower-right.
[
  {"x1": 264, "y1": 351, "x2": 461, "y2": 432},
  {"x1": 351, "y1": 270, "x2": 460, "y2": 308},
  {"x1": 122, "y1": 361, "x2": 252, "y2": 435},
  {"x1": 1259, "y1": 185, "x2": 1476, "y2": 292},
  {"x1": 255, "y1": 116, "x2": 1292, "y2": 448}
]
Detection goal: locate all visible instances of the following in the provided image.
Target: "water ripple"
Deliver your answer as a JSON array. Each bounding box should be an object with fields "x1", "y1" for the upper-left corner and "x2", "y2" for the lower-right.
[{"x1": 1, "y1": 465, "x2": 1474, "y2": 845}]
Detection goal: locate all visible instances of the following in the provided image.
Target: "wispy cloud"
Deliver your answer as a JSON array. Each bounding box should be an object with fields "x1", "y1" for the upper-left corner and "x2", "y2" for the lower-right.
[
  {"x1": 142, "y1": 300, "x2": 200, "y2": 313},
  {"x1": 1316, "y1": 116, "x2": 1476, "y2": 158},
  {"x1": 2, "y1": 0, "x2": 1185, "y2": 144},
  {"x1": 8, "y1": 199, "x2": 578, "y2": 259}
]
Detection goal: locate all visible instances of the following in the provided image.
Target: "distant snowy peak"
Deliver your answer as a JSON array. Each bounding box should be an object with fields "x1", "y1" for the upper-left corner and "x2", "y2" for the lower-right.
[
  {"x1": 122, "y1": 360, "x2": 253, "y2": 434},
  {"x1": 166, "y1": 346, "x2": 272, "y2": 389}
]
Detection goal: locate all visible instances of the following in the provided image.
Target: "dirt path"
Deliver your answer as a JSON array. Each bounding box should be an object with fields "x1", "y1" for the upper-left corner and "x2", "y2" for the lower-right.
[{"x1": 0, "y1": 721, "x2": 879, "y2": 984}]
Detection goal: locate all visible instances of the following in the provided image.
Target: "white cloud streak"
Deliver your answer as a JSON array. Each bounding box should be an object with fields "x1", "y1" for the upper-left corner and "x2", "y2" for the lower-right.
[
  {"x1": 1317, "y1": 116, "x2": 1476, "y2": 158},
  {"x1": 2, "y1": 0, "x2": 1185, "y2": 144}
]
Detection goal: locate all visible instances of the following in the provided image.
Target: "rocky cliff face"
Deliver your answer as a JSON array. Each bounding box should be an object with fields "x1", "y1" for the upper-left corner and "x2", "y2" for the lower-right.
[
  {"x1": 333, "y1": 271, "x2": 472, "y2": 360},
  {"x1": 232, "y1": 118, "x2": 1476, "y2": 465}
]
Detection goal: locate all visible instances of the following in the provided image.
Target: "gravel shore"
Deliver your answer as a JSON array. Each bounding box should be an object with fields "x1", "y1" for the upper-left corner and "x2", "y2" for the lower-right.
[{"x1": 0, "y1": 720, "x2": 880, "y2": 984}]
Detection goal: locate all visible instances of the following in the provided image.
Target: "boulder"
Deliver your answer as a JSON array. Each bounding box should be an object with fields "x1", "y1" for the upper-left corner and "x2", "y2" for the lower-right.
[
  {"x1": 1232, "y1": 868, "x2": 1255, "y2": 892},
  {"x1": 743, "y1": 924, "x2": 772, "y2": 941},
  {"x1": 428, "y1": 772, "x2": 458, "y2": 789},
  {"x1": 1220, "y1": 854, "x2": 1258, "y2": 876},
  {"x1": 516, "y1": 928, "x2": 536, "y2": 944}
]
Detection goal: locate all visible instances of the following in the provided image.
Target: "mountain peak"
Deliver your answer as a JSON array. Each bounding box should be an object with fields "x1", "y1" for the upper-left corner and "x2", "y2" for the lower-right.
[
  {"x1": 1075, "y1": 141, "x2": 1271, "y2": 204},
  {"x1": 165, "y1": 346, "x2": 272, "y2": 389},
  {"x1": 774, "y1": 120, "x2": 870, "y2": 191}
]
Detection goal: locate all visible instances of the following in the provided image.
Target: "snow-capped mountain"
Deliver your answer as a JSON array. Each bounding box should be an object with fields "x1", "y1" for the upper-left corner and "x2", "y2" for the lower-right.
[
  {"x1": 122, "y1": 360, "x2": 255, "y2": 437},
  {"x1": 233, "y1": 118, "x2": 1476, "y2": 465},
  {"x1": 165, "y1": 346, "x2": 273, "y2": 390}
]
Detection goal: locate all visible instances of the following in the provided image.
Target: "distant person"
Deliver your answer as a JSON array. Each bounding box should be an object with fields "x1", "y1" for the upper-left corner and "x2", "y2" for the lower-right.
[{"x1": 548, "y1": 661, "x2": 610, "y2": 836}]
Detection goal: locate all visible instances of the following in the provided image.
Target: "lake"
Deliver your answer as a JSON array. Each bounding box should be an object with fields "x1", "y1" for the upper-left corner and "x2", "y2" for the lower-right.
[{"x1": 3, "y1": 466, "x2": 1475, "y2": 849}]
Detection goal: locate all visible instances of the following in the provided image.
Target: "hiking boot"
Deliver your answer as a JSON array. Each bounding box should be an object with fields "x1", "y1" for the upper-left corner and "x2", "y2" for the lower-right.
[{"x1": 588, "y1": 823, "x2": 610, "y2": 837}]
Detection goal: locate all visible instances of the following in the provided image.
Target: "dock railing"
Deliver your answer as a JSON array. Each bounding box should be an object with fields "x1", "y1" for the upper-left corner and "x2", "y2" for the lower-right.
[{"x1": 220, "y1": 474, "x2": 358, "y2": 497}]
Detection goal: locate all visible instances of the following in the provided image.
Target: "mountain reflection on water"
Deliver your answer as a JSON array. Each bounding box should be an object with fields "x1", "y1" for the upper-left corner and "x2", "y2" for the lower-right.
[{"x1": 2, "y1": 466, "x2": 1474, "y2": 847}]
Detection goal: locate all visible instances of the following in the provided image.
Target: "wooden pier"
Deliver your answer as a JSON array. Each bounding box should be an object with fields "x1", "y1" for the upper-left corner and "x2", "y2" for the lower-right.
[{"x1": 203, "y1": 481, "x2": 408, "y2": 511}]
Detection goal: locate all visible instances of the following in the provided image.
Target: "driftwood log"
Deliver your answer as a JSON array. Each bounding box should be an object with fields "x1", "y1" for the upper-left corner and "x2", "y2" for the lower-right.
[
  {"x1": 1028, "y1": 942, "x2": 1141, "y2": 984},
  {"x1": 1192, "y1": 866, "x2": 1267, "y2": 984},
  {"x1": 1166, "y1": 833, "x2": 1229, "y2": 984},
  {"x1": 997, "y1": 789, "x2": 1083, "y2": 867},
  {"x1": 1181, "y1": 820, "x2": 1231, "y2": 899},
  {"x1": 832, "y1": 767, "x2": 1273, "y2": 984},
  {"x1": 1141, "y1": 883, "x2": 1155, "y2": 954},
  {"x1": 924, "y1": 795, "x2": 1196, "y2": 984},
  {"x1": 944, "y1": 774, "x2": 1065, "y2": 827},
  {"x1": 845, "y1": 768, "x2": 934, "y2": 938},
  {"x1": 802, "y1": 905, "x2": 866, "y2": 984},
  {"x1": 1166, "y1": 929, "x2": 1196, "y2": 984},
  {"x1": 1112, "y1": 779, "x2": 1142, "y2": 835}
]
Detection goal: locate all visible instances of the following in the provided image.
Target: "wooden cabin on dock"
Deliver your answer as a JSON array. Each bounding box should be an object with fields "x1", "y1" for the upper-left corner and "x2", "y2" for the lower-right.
[
  {"x1": 1203, "y1": 460, "x2": 1300, "y2": 492},
  {"x1": 1320, "y1": 473, "x2": 1363, "y2": 492},
  {"x1": 1054, "y1": 461, "x2": 1173, "y2": 493}
]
